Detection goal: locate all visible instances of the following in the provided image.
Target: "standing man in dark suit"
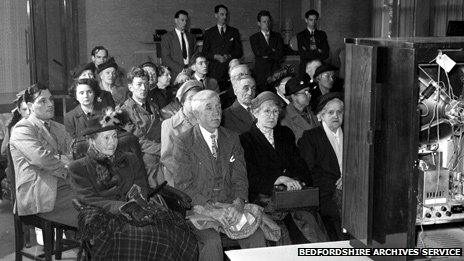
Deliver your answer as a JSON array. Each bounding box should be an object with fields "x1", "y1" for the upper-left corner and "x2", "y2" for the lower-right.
[
  {"x1": 298, "y1": 92, "x2": 344, "y2": 241},
  {"x1": 202, "y1": 4, "x2": 243, "y2": 91},
  {"x1": 161, "y1": 10, "x2": 196, "y2": 79},
  {"x1": 297, "y1": 9, "x2": 329, "y2": 76},
  {"x1": 250, "y1": 10, "x2": 284, "y2": 94},
  {"x1": 222, "y1": 75, "x2": 256, "y2": 134}
]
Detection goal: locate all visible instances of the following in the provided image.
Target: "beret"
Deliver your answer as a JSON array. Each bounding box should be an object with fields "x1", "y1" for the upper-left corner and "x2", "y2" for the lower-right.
[
  {"x1": 313, "y1": 64, "x2": 339, "y2": 79},
  {"x1": 175, "y1": 80, "x2": 204, "y2": 101},
  {"x1": 316, "y1": 92, "x2": 344, "y2": 114},
  {"x1": 96, "y1": 57, "x2": 118, "y2": 74},
  {"x1": 250, "y1": 91, "x2": 281, "y2": 110}
]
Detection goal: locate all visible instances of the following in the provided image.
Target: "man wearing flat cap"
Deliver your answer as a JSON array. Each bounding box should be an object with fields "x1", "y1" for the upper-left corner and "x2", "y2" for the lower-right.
[
  {"x1": 281, "y1": 77, "x2": 319, "y2": 141},
  {"x1": 298, "y1": 92, "x2": 344, "y2": 241},
  {"x1": 172, "y1": 90, "x2": 266, "y2": 261},
  {"x1": 222, "y1": 75, "x2": 256, "y2": 134},
  {"x1": 310, "y1": 64, "x2": 341, "y2": 112},
  {"x1": 160, "y1": 80, "x2": 204, "y2": 185}
]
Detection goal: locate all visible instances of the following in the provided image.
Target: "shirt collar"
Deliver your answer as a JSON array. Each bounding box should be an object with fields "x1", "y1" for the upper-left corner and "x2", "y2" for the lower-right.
[
  {"x1": 256, "y1": 123, "x2": 273, "y2": 136},
  {"x1": 261, "y1": 30, "x2": 270, "y2": 37},
  {"x1": 307, "y1": 28, "x2": 315, "y2": 34},
  {"x1": 199, "y1": 124, "x2": 218, "y2": 137},
  {"x1": 217, "y1": 24, "x2": 226, "y2": 32},
  {"x1": 194, "y1": 73, "x2": 205, "y2": 81},
  {"x1": 175, "y1": 28, "x2": 184, "y2": 34}
]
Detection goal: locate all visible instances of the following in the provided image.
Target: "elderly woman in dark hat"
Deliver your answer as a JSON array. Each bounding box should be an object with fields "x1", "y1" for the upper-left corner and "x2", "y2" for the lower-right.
[
  {"x1": 64, "y1": 78, "x2": 115, "y2": 138},
  {"x1": 310, "y1": 64, "x2": 343, "y2": 112},
  {"x1": 281, "y1": 77, "x2": 319, "y2": 141},
  {"x1": 160, "y1": 80, "x2": 203, "y2": 185},
  {"x1": 96, "y1": 57, "x2": 129, "y2": 106},
  {"x1": 239, "y1": 91, "x2": 328, "y2": 244},
  {"x1": 298, "y1": 92, "x2": 344, "y2": 241},
  {"x1": 68, "y1": 111, "x2": 198, "y2": 260},
  {"x1": 71, "y1": 62, "x2": 96, "y2": 80}
]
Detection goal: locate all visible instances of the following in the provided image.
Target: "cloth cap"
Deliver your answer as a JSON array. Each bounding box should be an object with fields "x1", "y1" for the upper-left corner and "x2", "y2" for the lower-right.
[
  {"x1": 175, "y1": 80, "x2": 204, "y2": 102},
  {"x1": 315, "y1": 92, "x2": 344, "y2": 114},
  {"x1": 313, "y1": 64, "x2": 339, "y2": 79},
  {"x1": 250, "y1": 91, "x2": 281, "y2": 110}
]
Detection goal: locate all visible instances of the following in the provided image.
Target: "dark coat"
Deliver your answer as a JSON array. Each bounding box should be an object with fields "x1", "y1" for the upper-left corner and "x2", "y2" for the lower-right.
[
  {"x1": 69, "y1": 151, "x2": 148, "y2": 214},
  {"x1": 240, "y1": 124, "x2": 309, "y2": 201},
  {"x1": 161, "y1": 30, "x2": 196, "y2": 78},
  {"x1": 64, "y1": 101, "x2": 109, "y2": 138},
  {"x1": 249, "y1": 31, "x2": 284, "y2": 90},
  {"x1": 222, "y1": 100, "x2": 254, "y2": 135},
  {"x1": 297, "y1": 126, "x2": 340, "y2": 218},
  {"x1": 202, "y1": 25, "x2": 243, "y2": 82},
  {"x1": 297, "y1": 29, "x2": 330, "y2": 74}
]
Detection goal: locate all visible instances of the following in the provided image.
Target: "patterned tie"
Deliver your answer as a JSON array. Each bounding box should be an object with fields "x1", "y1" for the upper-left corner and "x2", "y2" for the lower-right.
[
  {"x1": 210, "y1": 134, "x2": 218, "y2": 159},
  {"x1": 264, "y1": 32, "x2": 270, "y2": 45},
  {"x1": 200, "y1": 79, "x2": 205, "y2": 88},
  {"x1": 220, "y1": 26, "x2": 225, "y2": 37},
  {"x1": 181, "y1": 32, "x2": 187, "y2": 59},
  {"x1": 44, "y1": 121, "x2": 51, "y2": 132}
]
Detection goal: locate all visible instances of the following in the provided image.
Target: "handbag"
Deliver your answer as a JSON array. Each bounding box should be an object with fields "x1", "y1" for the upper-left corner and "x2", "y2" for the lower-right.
[{"x1": 272, "y1": 184, "x2": 319, "y2": 211}]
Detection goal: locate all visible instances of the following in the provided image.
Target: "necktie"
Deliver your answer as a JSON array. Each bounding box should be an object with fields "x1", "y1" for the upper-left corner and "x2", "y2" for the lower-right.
[
  {"x1": 200, "y1": 79, "x2": 205, "y2": 87},
  {"x1": 210, "y1": 134, "x2": 218, "y2": 159},
  {"x1": 246, "y1": 107, "x2": 254, "y2": 118},
  {"x1": 220, "y1": 26, "x2": 225, "y2": 37},
  {"x1": 44, "y1": 122, "x2": 51, "y2": 132},
  {"x1": 181, "y1": 32, "x2": 187, "y2": 59},
  {"x1": 264, "y1": 32, "x2": 270, "y2": 45}
]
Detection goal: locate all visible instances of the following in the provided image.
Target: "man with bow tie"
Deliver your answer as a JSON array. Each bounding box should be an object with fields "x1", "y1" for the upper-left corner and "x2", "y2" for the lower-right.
[
  {"x1": 202, "y1": 4, "x2": 243, "y2": 92},
  {"x1": 297, "y1": 9, "x2": 330, "y2": 76},
  {"x1": 249, "y1": 10, "x2": 284, "y2": 93},
  {"x1": 10, "y1": 83, "x2": 77, "y2": 227},
  {"x1": 172, "y1": 90, "x2": 265, "y2": 261}
]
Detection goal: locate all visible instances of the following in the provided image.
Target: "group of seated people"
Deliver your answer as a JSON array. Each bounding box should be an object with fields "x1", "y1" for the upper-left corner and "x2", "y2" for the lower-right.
[{"x1": 2, "y1": 6, "x2": 346, "y2": 261}]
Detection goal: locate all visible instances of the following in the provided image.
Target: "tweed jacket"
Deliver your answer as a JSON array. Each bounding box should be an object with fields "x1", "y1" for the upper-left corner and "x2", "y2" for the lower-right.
[
  {"x1": 281, "y1": 103, "x2": 319, "y2": 142},
  {"x1": 10, "y1": 115, "x2": 72, "y2": 215},
  {"x1": 161, "y1": 30, "x2": 196, "y2": 78},
  {"x1": 172, "y1": 125, "x2": 248, "y2": 206},
  {"x1": 222, "y1": 100, "x2": 254, "y2": 135},
  {"x1": 121, "y1": 97, "x2": 163, "y2": 156}
]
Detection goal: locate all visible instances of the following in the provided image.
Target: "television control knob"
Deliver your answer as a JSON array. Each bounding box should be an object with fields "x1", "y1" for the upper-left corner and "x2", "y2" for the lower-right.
[
  {"x1": 446, "y1": 211, "x2": 452, "y2": 217},
  {"x1": 441, "y1": 206, "x2": 447, "y2": 212},
  {"x1": 435, "y1": 212, "x2": 442, "y2": 218},
  {"x1": 425, "y1": 213, "x2": 432, "y2": 218}
]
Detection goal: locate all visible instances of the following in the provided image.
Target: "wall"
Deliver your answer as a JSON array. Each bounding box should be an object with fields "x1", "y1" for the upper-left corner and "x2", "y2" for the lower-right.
[{"x1": 79, "y1": 0, "x2": 281, "y2": 69}]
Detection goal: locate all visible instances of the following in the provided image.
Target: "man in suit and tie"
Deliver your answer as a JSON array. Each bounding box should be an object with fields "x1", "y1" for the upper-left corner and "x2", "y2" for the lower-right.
[
  {"x1": 202, "y1": 4, "x2": 243, "y2": 91},
  {"x1": 172, "y1": 90, "x2": 266, "y2": 261},
  {"x1": 297, "y1": 9, "x2": 330, "y2": 76},
  {"x1": 161, "y1": 10, "x2": 196, "y2": 79},
  {"x1": 190, "y1": 52, "x2": 220, "y2": 93},
  {"x1": 298, "y1": 92, "x2": 344, "y2": 241},
  {"x1": 249, "y1": 10, "x2": 284, "y2": 93},
  {"x1": 222, "y1": 75, "x2": 256, "y2": 134},
  {"x1": 10, "y1": 83, "x2": 77, "y2": 227}
]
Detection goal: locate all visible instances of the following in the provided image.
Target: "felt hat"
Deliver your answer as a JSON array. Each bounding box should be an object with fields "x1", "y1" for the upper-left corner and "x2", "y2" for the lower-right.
[
  {"x1": 96, "y1": 57, "x2": 118, "y2": 75},
  {"x1": 250, "y1": 91, "x2": 282, "y2": 110},
  {"x1": 175, "y1": 80, "x2": 204, "y2": 102},
  {"x1": 313, "y1": 64, "x2": 339, "y2": 79},
  {"x1": 315, "y1": 92, "x2": 344, "y2": 114}
]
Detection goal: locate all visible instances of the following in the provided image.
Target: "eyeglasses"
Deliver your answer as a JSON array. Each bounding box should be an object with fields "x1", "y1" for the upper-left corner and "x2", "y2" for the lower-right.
[{"x1": 262, "y1": 109, "x2": 280, "y2": 117}]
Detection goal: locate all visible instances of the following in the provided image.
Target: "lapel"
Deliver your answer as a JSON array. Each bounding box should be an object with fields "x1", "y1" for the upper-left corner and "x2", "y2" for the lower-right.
[
  {"x1": 192, "y1": 125, "x2": 216, "y2": 173},
  {"x1": 317, "y1": 126, "x2": 340, "y2": 171},
  {"x1": 171, "y1": 30, "x2": 183, "y2": 57},
  {"x1": 217, "y1": 127, "x2": 229, "y2": 176},
  {"x1": 250, "y1": 124, "x2": 277, "y2": 156},
  {"x1": 28, "y1": 115, "x2": 59, "y2": 153}
]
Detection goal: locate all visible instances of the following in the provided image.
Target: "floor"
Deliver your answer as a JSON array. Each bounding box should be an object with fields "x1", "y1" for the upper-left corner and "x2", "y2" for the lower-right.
[{"x1": 0, "y1": 199, "x2": 77, "y2": 261}]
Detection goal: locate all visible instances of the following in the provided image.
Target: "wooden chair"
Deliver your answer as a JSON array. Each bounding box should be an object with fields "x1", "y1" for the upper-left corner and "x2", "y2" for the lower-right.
[{"x1": 6, "y1": 144, "x2": 83, "y2": 261}]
